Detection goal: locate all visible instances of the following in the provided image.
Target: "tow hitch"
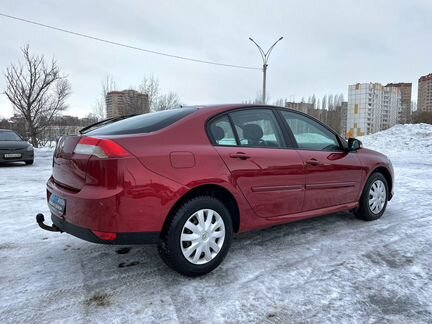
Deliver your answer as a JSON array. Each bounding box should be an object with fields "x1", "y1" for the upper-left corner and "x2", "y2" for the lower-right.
[{"x1": 36, "y1": 213, "x2": 62, "y2": 232}]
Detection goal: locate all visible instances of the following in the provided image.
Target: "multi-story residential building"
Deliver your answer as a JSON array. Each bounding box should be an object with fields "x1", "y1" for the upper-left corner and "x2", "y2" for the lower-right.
[
  {"x1": 386, "y1": 83, "x2": 412, "y2": 123},
  {"x1": 417, "y1": 73, "x2": 432, "y2": 112},
  {"x1": 347, "y1": 83, "x2": 401, "y2": 138},
  {"x1": 106, "y1": 89, "x2": 150, "y2": 118},
  {"x1": 381, "y1": 85, "x2": 400, "y2": 130}
]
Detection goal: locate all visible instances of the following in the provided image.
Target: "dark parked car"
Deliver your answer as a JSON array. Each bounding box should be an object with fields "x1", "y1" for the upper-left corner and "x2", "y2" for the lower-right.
[
  {"x1": 37, "y1": 105, "x2": 394, "y2": 276},
  {"x1": 0, "y1": 129, "x2": 34, "y2": 165}
]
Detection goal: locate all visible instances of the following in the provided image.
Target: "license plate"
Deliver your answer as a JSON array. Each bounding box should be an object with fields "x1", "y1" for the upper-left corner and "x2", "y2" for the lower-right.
[
  {"x1": 49, "y1": 194, "x2": 66, "y2": 216},
  {"x1": 4, "y1": 153, "x2": 22, "y2": 158}
]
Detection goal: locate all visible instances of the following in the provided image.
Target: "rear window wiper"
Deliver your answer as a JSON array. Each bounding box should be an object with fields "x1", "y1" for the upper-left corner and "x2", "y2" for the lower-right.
[{"x1": 79, "y1": 114, "x2": 139, "y2": 134}]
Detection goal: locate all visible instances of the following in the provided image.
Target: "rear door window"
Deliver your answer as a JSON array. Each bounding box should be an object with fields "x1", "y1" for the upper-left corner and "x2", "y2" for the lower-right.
[
  {"x1": 229, "y1": 109, "x2": 285, "y2": 148},
  {"x1": 208, "y1": 115, "x2": 237, "y2": 146}
]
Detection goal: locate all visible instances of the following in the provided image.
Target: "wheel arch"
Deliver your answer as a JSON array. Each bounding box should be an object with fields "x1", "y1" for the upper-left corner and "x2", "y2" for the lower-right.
[
  {"x1": 161, "y1": 184, "x2": 241, "y2": 237},
  {"x1": 370, "y1": 166, "x2": 393, "y2": 200}
]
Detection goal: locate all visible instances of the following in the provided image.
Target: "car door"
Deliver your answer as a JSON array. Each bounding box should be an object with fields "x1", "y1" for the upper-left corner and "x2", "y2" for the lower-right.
[
  {"x1": 208, "y1": 108, "x2": 305, "y2": 218},
  {"x1": 279, "y1": 110, "x2": 364, "y2": 212}
]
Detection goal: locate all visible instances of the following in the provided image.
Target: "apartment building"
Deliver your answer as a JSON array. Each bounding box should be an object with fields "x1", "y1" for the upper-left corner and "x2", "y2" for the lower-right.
[
  {"x1": 106, "y1": 89, "x2": 150, "y2": 118},
  {"x1": 386, "y1": 83, "x2": 412, "y2": 123},
  {"x1": 417, "y1": 73, "x2": 432, "y2": 112},
  {"x1": 347, "y1": 83, "x2": 401, "y2": 138}
]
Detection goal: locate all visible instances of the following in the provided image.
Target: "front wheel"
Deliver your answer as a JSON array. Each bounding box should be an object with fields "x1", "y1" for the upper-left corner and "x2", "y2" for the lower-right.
[
  {"x1": 158, "y1": 196, "x2": 233, "y2": 276},
  {"x1": 355, "y1": 172, "x2": 389, "y2": 221}
]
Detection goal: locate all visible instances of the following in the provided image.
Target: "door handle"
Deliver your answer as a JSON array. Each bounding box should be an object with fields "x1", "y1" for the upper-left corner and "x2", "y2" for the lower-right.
[
  {"x1": 229, "y1": 152, "x2": 251, "y2": 160},
  {"x1": 305, "y1": 158, "x2": 320, "y2": 166}
]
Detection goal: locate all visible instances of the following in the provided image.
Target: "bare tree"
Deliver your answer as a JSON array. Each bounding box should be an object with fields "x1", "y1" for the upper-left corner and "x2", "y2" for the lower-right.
[
  {"x1": 93, "y1": 75, "x2": 116, "y2": 120},
  {"x1": 139, "y1": 76, "x2": 160, "y2": 111},
  {"x1": 321, "y1": 95, "x2": 327, "y2": 110},
  {"x1": 156, "y1": 91, "x2": 180, "y2": 111},
  {"x1": 3, "y1": 45, "x2": 71, "y2": 147},
  {"x1": 328, "y1": 94, "x2": 334, "y2": 110},
  {"x1": 138, "y1": 76, "x2": 183, "y2": 112},
  {"x1": 273, "y1": 98, "x2": 285, "y2": 107},
  {"x1": 311, "y1": 94, "x2": 316, "y2": 107}
]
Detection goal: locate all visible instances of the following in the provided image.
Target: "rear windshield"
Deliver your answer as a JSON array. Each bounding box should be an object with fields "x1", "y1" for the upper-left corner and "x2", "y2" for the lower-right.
[
  {"x1": 87, "y1": 108, "x2": 197, "y2": 136},
  {"x1": 0, "y1": 131, "x2": 22, "y2": 141}
]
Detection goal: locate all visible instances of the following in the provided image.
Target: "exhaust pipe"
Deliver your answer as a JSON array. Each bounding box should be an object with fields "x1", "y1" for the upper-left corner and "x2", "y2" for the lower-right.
[{"x1": 36, "y1": 213, "x2": 62, "y2": 232}]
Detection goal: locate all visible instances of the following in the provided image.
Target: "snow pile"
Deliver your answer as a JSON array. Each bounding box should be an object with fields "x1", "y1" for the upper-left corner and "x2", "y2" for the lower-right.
[
  {"x1": 34, "y1": 146, "x2": 55, "y2": 152},
  {"x1": 360, "y1": 123, "x2": 432, "y2": 155}
]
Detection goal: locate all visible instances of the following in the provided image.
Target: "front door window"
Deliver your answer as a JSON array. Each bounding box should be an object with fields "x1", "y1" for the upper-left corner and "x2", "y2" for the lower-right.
[{"x1": 281, "y1": 111, "x2": 341, "y2": 151}]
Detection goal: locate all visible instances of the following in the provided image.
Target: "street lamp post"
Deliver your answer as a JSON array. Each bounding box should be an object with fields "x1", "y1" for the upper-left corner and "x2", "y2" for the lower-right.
[{"x1": 249, "y1": 37, "x2": 283, "y2": 104}]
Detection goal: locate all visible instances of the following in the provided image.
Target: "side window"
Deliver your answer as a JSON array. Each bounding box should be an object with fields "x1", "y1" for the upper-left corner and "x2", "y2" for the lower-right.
[
  {"x1": 281, "y1": 111, "x2": 341, "y2": 151},
  {"x1": 229, "y1": 109, "x2": 284, "y2": 148},
  {"x1": 209, "y1": 115, "x2": 237, "y2": 146}
]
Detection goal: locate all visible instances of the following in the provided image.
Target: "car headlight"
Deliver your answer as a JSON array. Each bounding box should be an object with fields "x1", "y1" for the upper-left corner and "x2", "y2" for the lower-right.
[{"x1": 26, "y1": 144, "x2": 33, "y2": 151}]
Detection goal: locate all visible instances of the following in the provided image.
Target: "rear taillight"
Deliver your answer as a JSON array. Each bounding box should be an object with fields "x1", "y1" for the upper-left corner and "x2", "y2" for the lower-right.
[{"x1": 74, "y1": 137, "x2": 130, "y2": 159}]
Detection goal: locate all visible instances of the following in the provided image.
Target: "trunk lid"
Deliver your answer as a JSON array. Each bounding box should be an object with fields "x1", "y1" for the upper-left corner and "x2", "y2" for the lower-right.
[{"x1": 52, "y1": 135, "x2": 90, "y2": 191}]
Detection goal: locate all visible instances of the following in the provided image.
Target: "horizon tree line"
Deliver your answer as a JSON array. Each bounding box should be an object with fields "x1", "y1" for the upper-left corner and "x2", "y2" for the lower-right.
[{"x1": 273, "y1": 93, "x2": 346, "y2": 110}]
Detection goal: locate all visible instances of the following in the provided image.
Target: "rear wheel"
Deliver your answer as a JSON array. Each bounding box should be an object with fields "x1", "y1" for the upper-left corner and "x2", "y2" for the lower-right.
[
  {"x1": 355, "y1": 172, "x2": 388, "y2": 221},
  {"x1": 25, "y1": 160, "x2": 34, "y2": 165},
  {"x1": 158, "y1": 196, "x2": 233, "y2": 276}
]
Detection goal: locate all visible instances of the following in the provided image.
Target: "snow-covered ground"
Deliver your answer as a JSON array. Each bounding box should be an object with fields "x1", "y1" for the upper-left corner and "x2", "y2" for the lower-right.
[{"x1": 1, "y1": 124, "x2": 431, "y2": 323}]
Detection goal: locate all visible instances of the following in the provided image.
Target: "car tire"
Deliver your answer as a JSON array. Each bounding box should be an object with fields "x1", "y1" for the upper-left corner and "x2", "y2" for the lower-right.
[
  {"x1": 158, "y1": 196, "x2": 233, "y2": 276},
  {"x1": 355, "y1": 172, "x2": 389, "y2": 221},
  {"x1": 25, "y1": 160, "x2": 34, "y2": 165}
]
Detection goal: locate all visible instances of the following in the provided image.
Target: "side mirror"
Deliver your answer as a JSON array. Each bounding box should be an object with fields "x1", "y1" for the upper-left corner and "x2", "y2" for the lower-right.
[{"x1": 347, "y1": 138, "x2": 362, "y2": 151}]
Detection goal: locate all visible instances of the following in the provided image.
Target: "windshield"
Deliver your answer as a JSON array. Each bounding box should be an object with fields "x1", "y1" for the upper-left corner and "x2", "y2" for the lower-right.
[
  {"x1": 87, "y1": 108, "x2": 197, "y2": 136},
  {"x1": 0, "y1": 131, "x2": 23, "y2": 141},
  {"x1": 80, "y1": 114, "x2": 138, "y2": 134}
]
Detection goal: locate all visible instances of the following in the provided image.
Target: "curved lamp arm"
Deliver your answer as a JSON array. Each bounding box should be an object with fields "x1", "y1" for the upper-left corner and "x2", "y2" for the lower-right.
[
  {"x1": 264, "y1": 37, "x2": 284, "y2": 63},
  {"x1": 249, "y1": 37, "x2": 284, "y2": 64}
]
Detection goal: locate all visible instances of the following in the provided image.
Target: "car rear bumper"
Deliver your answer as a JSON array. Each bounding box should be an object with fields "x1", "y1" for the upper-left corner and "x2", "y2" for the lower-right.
[
  {"x1": 46, "y1": 175, "x2": 171, "y2": 233},
  {"x1": 51, "y1": 214, "x2": 160, "y2": 244}
]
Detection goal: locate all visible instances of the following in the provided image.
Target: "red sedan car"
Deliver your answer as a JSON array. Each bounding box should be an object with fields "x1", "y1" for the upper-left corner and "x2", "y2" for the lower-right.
[{"x1": 37, "y1": 105, "x2": 394, "y2": 276}]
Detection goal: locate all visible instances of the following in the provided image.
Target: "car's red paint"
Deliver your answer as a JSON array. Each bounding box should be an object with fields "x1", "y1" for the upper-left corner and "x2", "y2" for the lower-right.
[
  {"x1": 46, "y1": 104, "x2": 394, "y2": 241},
  {"x1": 215, "y1": 146, "x2": 305, "y2": 218},
  {"x1": 298, "y1": 150, "x2": 365, "y2": 211}
]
